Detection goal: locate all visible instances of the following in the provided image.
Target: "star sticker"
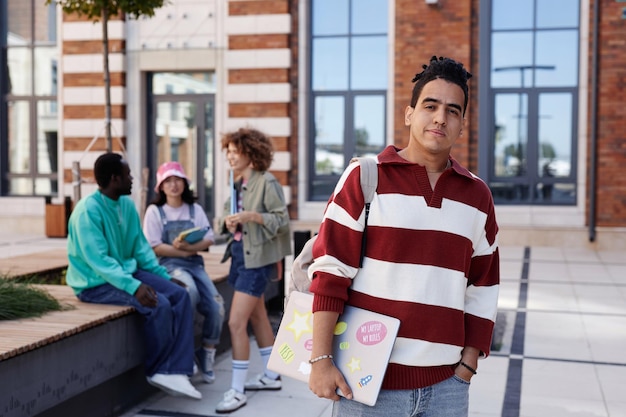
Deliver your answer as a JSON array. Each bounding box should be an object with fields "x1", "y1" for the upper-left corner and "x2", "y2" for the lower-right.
[
  {"x1": 286, "y1": 309, "x2": 312, "y2": 342},
  {"x1": 346, "y1": 357, "x2": 361, "y2": 373}
]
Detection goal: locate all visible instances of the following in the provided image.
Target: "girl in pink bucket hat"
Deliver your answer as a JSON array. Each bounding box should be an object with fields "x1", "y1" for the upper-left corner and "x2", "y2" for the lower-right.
[
  {"x1": 143, "y1": 161, "x2": 225, "y2": 385},
  {"x1": 154, "y1": 161, "x2": 189, "y2": 193}
]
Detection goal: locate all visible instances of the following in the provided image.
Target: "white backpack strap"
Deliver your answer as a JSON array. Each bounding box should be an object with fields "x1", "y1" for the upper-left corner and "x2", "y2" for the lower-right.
[
  {"x1": 350, "y1": 157, "x2": 378, "y2": 203},
  {"x1": 350, "y1": 157, "x2": 378, "y2": 268}
]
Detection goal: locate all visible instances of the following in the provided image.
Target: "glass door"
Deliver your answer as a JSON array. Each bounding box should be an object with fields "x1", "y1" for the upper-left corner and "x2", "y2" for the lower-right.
[
  {"x1": 148, "y1": 71, "x2": 216, "y2": 220},
  {"x1": 152, "y1": 96, "x2": 215, "y2": 221},
  {"x1": 148, "y1": 71, "x2": 216, "y2": 221}
]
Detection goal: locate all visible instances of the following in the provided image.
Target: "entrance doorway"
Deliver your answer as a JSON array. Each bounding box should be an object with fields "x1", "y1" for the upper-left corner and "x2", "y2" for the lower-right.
[{"x1": 148, "y1": 72, "x2": 216, "y2": 221}]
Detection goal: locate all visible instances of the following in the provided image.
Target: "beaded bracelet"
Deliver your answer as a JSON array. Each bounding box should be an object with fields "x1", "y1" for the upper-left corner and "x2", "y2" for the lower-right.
[
  {"x1": 459, "y1": 361, "x2": 477, "y2": 375},
  {"x1": 309, "y1": 354, "x2": 333, "y2": 364}
]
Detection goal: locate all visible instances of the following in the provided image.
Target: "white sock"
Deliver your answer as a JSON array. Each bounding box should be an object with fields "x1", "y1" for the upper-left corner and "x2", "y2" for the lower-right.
[
  {"x1": 259, "y1": 346, "x2": 280, "y2": 380},
  {"x1": 231, "y1": 359, "x2": 249, "y2": 393},
  {"x1": 203, "y1": 347, "x2": 216, "y2": 371}
]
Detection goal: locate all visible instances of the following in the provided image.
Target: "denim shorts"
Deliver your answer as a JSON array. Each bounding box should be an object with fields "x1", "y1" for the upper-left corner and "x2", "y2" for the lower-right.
[{"x1": 228, "y1": 240, "x2": 273, "y2": 297}]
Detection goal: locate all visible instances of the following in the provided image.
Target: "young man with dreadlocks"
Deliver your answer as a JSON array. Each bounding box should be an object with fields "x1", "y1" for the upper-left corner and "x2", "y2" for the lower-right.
[{"x1": 308, "y1": 56, "x2": 500, "y2": 416}]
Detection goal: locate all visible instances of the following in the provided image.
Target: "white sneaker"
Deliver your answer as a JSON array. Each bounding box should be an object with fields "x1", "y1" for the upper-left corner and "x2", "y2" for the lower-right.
[
  {"x1": 244, "y1": 373, "x2": 282, "y2": 391},
  {"x1": 216, "y1": 388, "x2": 247, "y2": 413},
  {"x1": 195, "y1": 347, "x2": 216, "y2": 383},
  {"x1": 147, "y1": 374, "x2": 202, "y2": 400}
]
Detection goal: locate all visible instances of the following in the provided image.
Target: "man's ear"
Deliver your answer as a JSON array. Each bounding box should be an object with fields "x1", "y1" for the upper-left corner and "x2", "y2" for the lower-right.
[
  {"x1": 459, "y1": 117, "x2": 467, "y2": 136},
  {"x1": 404, "y1": 106, "x2": 414, "y2": 126}
]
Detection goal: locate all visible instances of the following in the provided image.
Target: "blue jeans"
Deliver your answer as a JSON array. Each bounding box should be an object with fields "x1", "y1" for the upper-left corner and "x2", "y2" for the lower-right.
[
  {"x1": 332, "y1": 375, "x2": 470, "y2": 417},
  {"x1": 166, "y1": 258, "x2": 225, "y2": 345},
  {"x1": 228, "y1": 240, "x2": 273, "y2": 297},
  {"x1": 77, "y1": 269, "x2": 195, "y2": 377}
]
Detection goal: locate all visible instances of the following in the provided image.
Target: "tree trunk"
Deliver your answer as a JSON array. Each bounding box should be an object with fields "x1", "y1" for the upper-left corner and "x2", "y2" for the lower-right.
[{"x1": 101, "y1": 4, "x2": 112, "y2": 153}]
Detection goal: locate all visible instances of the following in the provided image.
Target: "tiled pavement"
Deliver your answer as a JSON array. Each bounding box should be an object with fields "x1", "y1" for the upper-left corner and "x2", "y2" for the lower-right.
[
  {"x1": 120, "y1": 245, "x2": 626, "y2": 417},
  {"x1": 2, "y1": 234, "x2": 625, "y2": 416}
]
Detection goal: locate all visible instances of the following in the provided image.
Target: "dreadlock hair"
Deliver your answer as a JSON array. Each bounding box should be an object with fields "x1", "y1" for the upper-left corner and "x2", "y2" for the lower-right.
[
  {"x1": 94, "y1": 152, "x2": 124, "y2": 188},
  {"x1": 221, "y1": 128, "x2": 274, "y2": 172},
  {"x1": 410, "y1": 56, "x2": 473, "y2": 116}
]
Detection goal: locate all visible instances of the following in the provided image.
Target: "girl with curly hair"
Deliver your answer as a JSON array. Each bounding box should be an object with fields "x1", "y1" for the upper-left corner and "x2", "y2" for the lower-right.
[{"x1": 215, "y1": 128, "x2": 291, "y2": 413}]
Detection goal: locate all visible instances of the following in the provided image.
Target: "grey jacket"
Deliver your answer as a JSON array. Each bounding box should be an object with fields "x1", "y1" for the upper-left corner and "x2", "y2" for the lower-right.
[{"x1": 220, "y1": 170, "x2": 291, "y2": 269}]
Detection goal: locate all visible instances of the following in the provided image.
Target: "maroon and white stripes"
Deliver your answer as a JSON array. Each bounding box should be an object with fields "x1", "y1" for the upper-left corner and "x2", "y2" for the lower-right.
[{"x1": 310, "y1": 146, "x2": 499, "y2": 389}]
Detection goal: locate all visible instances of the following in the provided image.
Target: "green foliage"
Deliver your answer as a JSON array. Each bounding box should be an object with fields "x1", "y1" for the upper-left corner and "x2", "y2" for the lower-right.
[
  {"x1": 316, "y1": 158, "x2": 335, "y2": 175},
  {"x1": 541, "y1": 142, "x2": 556, "y2": 159},
  {"x1": 354, "y1": 127, "x2": 370, "y2": 147},
  {"x1": 44, "y1": 0, "x2": 169, "y2": 21},
  {"x1": 12, "y1": 268, "x2": 67, "y2": 285},
  {"x1": 0, "y1": 279, "x2": 66, "y2": 320}
]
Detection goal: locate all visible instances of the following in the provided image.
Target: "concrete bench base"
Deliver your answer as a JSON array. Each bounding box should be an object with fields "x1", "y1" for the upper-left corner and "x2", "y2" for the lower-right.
[
  {"x1": 0, "y1": 313, "x2": 149, "y2": 417},
  {"x1": 0, "y1": 277, "x2": 283, "y2": 417}
]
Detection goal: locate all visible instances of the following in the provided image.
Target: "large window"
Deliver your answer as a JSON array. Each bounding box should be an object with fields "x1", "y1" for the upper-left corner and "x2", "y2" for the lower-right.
[
  {"x1": 482, "y1": 0, "x2": 579, "y2": 205},
  {"x1": 308, "y1": 0, "x2": 388, "y2": 201},
  {"x1": 1, "y1": 0, "x2": 58, "y2": 196}
]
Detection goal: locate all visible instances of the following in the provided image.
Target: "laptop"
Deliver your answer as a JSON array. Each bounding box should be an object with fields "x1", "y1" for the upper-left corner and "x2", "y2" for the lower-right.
[{"x1": 268, "y1": 291, "x2": 400, "y2": 406}]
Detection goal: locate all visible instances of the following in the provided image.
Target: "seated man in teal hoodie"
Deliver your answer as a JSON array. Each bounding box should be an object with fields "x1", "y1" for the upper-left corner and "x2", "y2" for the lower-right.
[{"x1": 66, "y1": 152, "x2": 201, "y2": 400}]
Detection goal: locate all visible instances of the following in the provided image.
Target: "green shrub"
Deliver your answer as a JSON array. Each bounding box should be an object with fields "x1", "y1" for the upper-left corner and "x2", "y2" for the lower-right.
[
  {"x1": 11, "y1": 268, "x2": 66, "y2": 285},
  {"x1": 0, "y1": 279, "x2": 67, "y2": 320}
]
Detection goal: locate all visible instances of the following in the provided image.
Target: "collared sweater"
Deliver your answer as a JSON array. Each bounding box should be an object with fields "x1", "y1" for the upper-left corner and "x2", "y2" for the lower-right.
[
  {"x1": 310, "y1": 145, "x2": 500, "y2": 390},
  {"x1": 66, "y1": 190, "x2": 170, "y2": 296}
]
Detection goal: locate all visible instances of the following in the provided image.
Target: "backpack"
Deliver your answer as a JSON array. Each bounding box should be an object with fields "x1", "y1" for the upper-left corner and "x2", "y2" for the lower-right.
[{"x1": 288, "y1": 157, "x2": 378, "y2": 301}]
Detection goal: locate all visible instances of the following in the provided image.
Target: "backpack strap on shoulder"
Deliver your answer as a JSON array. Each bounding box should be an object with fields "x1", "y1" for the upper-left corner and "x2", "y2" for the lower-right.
[
  {"x1": 349, "y1": 157, "x2": 378, "y2": 267},
  {"x1": 353, "y1": 157, "x2": 378, "y2": 204},
  {"x1": 288, "y1": 157, "x2": 378, "y2": 300}
]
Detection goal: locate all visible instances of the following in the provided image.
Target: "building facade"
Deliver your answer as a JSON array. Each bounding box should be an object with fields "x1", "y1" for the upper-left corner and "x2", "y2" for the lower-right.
[{"x1": 0, "y1": 0, "x2": 624, "y2": 249}]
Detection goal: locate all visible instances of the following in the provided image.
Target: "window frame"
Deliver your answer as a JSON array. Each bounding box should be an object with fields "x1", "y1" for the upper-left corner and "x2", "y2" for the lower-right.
[
  {"x1": 0, "y1": 0, "x2": 8, "y2": 195},
  {"x1": 306, "y1": 0, "x2": 388, "y2": 202},
  {"x1": 1, "y1": 0, "x2": 58, "y2": 196},
  {"x1": 478, "y1": 0, "x2": 580, "y2": 206}
]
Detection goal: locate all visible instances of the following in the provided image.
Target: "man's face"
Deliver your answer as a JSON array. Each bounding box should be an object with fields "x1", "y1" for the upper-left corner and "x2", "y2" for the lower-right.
[
  {"x1": 404, "y1": 78, "x2": 465, "y2": 155},
  {"x1": 114, "y1": 161, "x2": 133, "y2": 196}
]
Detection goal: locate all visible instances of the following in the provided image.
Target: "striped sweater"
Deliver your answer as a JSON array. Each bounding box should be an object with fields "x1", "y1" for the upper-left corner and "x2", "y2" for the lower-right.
[{"x1": 310, "y1": 145, "x2": 500, "y2": 390}]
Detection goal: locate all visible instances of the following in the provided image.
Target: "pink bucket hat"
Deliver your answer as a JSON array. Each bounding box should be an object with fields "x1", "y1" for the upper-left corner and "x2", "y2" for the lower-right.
[{"x1": 154, "y1": 161, "x2": 189, "y2": 192}]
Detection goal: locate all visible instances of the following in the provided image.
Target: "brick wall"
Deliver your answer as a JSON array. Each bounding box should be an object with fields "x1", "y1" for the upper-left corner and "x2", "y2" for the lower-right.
[
  {"x1": 226, "y1": 0, "x2": 296, "y2": 216},
  {"x1": 468, "y1": 0, "x2": 481, "y2": 174},
  {"x1": 7, "y1": 1, "x2": 31, "y2": 40},
  {"x1": 51, "y1": 0, "x2": 626, "y2": 231},
  {"x1": 229, "y1": 69, "x2": 290, "y2": 83},
  {"x1": 229, "y1": 0, "x2": 289, "y2": 15},
  {"x1": 593, "y1": 0, "x2": 626, "y2": 226},
  {"x1": 60, "y1": 13, "x2": 126, "y2": 187},
  {"x1": 288, "y1": 0, "x2": 300, "y2": 220},
  {"x1": 394, "y1": 0, "x2": 474, "y2": 168},
  {"x1": 229, "y1": 34, "x2": 290, "y2": 49}
]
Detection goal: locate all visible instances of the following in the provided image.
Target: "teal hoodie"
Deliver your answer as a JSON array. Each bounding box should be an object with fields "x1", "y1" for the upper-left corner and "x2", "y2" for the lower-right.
[{"x1": 66, "y1": 190, "x2": 170, "y2": 295}]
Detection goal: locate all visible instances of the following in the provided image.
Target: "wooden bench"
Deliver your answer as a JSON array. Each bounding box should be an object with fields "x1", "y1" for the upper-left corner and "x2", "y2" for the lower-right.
[
  {"x1": 0, "y1": 250, "x2": 232, "y2": 417},
  {"x1": 0, "y1": 248, "x2": 230, "y2": 283},
  {"x1": 0, "y1": 249, "x2": 69, "y2": 279},
  {"x1": 0, "y1": 285, "x2": 133, "y2": 362}
]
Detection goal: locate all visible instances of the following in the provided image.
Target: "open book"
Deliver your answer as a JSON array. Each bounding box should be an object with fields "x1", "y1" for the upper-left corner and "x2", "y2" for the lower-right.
[{"x1": 177, "y1": 226, "x2": 209, "y2": 244}]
